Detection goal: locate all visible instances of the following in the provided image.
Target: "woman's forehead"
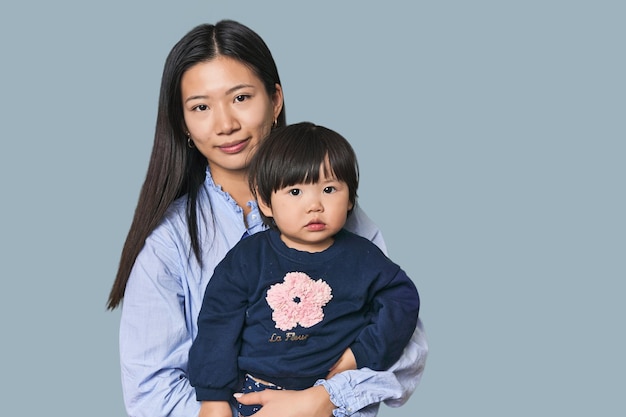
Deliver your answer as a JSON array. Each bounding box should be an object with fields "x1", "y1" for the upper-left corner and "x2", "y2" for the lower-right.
[{"x1": 181, "y1": 56, "x2": 264, "y2": 98}]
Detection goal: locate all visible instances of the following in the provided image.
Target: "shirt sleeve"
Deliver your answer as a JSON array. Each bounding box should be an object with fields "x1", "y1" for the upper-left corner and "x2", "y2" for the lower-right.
[
  {"x1": 119, "y1": 228, "x2": 201, "y2": 417},
  {"x1": 344, "y1": 203, "x2": 388, "y2": 255},
  {"x1": 315, "y1": 319, "x2": 428, "y2": 416}
]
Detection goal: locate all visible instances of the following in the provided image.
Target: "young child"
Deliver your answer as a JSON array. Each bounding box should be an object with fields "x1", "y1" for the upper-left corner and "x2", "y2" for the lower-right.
[{"x1": 188, "y1": 122, "x2": 420, "y2": 417}]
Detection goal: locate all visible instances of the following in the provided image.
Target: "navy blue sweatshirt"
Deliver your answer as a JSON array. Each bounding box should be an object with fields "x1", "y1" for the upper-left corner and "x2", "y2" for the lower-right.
[{"x1": 189, "y1": 228, "x2": 420, "y2": 401}]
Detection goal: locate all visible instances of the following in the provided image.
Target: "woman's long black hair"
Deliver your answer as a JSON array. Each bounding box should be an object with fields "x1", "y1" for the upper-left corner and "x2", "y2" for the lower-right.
[{"x1": 107, "y1": 20, "x2": 286, "y2": 309}]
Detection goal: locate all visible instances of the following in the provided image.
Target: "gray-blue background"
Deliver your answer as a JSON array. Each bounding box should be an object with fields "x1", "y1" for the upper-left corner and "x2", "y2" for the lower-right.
[{"x1": 1, "y1": 1, "x2": 623, "y2": 416}]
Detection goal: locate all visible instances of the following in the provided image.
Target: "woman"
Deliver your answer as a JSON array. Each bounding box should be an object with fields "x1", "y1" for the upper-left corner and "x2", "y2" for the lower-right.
[{"x1": 107, "y1": 20, "x2": 427, "y2": 417}]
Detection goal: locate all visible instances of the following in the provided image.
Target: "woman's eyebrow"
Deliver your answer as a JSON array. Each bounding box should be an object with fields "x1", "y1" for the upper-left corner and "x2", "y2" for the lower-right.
[
  {"x1": 184, "y1": 84, "x2": 256, "y2": 103},
  {"x1": 184, "y1": 94, "x2": 208, "y2": 103},
  {"x1": 225, "y1": 83, "x2": 255, "y2": 95}
]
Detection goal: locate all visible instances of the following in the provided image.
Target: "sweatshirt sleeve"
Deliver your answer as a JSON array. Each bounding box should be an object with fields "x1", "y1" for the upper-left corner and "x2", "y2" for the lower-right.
[
  {"x1": 349, "y1": 262, "x2": 420, "y2": 371},
  {"x1": 315, "y1": 319, "x2": 428, "y2": 417},
  {"x1": 188, "y1": 249, "x2": 249, "y2": 401}
]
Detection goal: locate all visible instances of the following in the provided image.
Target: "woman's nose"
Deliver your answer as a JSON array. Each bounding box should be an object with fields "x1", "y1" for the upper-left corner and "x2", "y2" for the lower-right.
[{"x1": 213, "y1": 105, "x2": 239, "y2": 135}]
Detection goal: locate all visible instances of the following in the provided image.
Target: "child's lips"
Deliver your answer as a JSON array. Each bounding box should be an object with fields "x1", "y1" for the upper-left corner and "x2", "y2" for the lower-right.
[{"x1": 306, "y1": 221, "x2": 326, "y2": 231}]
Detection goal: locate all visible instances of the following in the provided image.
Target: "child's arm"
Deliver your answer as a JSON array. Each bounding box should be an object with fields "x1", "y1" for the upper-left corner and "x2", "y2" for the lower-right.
[
  {"x1": 349, "y1": 264, "x2": 420, "y2": 371},
  {"x1": 326, "y1": 348, "x2": 356, "y2": 379},
  {"x1": 198, "y1": 401, "x2": 233, "y2": 417},
  {"x1": 189, "y1": 249, "x2": 250, "y2": 406},
  {"x1": 236, "y1": 322, "x2": 428, "y2": 417}
]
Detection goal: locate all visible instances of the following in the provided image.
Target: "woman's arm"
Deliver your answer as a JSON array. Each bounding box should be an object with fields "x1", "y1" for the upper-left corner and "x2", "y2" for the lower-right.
[
  {"x1": 236, "y1": 320, "x2": 428, "y2": 417},
  {"x1": 234, "y1": 386, "x2": 335, "y2": 417},
  {"x1": 119, "y1": 230, "x2": 202, "y2": 417},
  {"x1": 317, "y1": 319, "x2": 428, "y2": 415}
]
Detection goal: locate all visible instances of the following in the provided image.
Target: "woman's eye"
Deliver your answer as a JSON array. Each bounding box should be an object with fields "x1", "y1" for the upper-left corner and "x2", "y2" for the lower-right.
[
  {"x1": 234, "y1": 94, "x2": 250, "y2": 103},
  {"x1": 323, "y1": 186, "x2": 336, "y2": 194},
  {"x1": 289, "y1": 189, "x2": 301, "y2": 196},
  {"x1": 193, "y1": 104, "x2": 208, "y2": 112}
]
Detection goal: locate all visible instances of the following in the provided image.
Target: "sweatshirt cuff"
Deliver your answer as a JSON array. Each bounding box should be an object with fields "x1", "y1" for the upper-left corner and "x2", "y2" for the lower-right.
[{"x1": 194, "y1": 386, "x2": 233, "y2": 402}]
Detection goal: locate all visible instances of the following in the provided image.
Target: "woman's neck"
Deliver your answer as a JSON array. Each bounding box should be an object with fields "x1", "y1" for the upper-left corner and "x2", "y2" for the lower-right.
[{"x1": 210, "y1": 167, "x2": 255, "y2": 215}]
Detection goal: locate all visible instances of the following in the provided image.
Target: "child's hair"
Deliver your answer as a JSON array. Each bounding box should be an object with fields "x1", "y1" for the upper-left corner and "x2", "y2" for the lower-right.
[{"x1": 248, "y1": 121, "x2": 359, "y2": 228}]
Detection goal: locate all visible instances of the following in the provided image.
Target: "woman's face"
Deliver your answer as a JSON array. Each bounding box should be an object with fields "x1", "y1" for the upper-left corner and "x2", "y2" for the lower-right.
[{"x1": 181, "y1": 56, "x2": 283, "y2": 179}]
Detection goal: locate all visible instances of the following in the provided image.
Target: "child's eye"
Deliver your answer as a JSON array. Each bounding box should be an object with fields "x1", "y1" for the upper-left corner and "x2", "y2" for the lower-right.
[
  {"x1": 289, "y1": 189, "x2": 301, "y2": 196},
  {"x1": 323, "y1": 186, "x2": 336, "y2": 194}
]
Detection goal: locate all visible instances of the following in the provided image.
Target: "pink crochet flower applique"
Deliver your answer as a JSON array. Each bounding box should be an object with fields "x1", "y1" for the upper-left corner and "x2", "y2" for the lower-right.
[{"x1": 266, "y1": 271, "x2": 333, "y2": 331}]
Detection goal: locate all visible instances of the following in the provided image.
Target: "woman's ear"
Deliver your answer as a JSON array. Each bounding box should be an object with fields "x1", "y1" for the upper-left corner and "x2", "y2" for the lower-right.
[{"x1": 272, "y1": 83, "x2": 284, "y2": 121}]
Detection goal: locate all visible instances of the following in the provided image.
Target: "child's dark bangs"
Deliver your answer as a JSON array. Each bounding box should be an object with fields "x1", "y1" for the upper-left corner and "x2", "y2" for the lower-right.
[{"x1": 273, "y1": 135, "x2": 327, "y2": 190}]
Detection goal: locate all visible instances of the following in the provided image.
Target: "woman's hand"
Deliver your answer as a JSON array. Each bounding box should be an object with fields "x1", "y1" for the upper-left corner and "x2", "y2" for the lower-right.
[{"x1": 235, "y1": 385, "x2": 335, "y2": 417}]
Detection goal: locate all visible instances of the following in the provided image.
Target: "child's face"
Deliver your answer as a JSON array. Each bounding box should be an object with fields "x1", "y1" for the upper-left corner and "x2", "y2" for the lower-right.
[{"x1": 258, "y1": 164, "x2": 354, "y2": 252}]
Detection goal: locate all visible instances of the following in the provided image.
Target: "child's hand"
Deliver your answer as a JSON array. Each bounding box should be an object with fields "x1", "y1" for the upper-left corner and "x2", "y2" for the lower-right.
[
  {"x1": 198, "y1": 400, "x2": 232, "y2": 417},
  {"x1": 326, "y1": 347, "x2": 356, "y2": 379}
]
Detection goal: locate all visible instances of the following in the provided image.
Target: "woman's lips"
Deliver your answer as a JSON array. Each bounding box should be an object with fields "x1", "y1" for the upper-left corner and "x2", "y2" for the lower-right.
[{"x1": 218, "y1": 138, "x2": 249, "y2": 154}]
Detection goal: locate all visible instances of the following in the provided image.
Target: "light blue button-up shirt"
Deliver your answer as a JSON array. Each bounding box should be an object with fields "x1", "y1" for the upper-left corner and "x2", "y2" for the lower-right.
[{"x1": 119, "y1": 168, "x2": 428, "y2": 417}]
